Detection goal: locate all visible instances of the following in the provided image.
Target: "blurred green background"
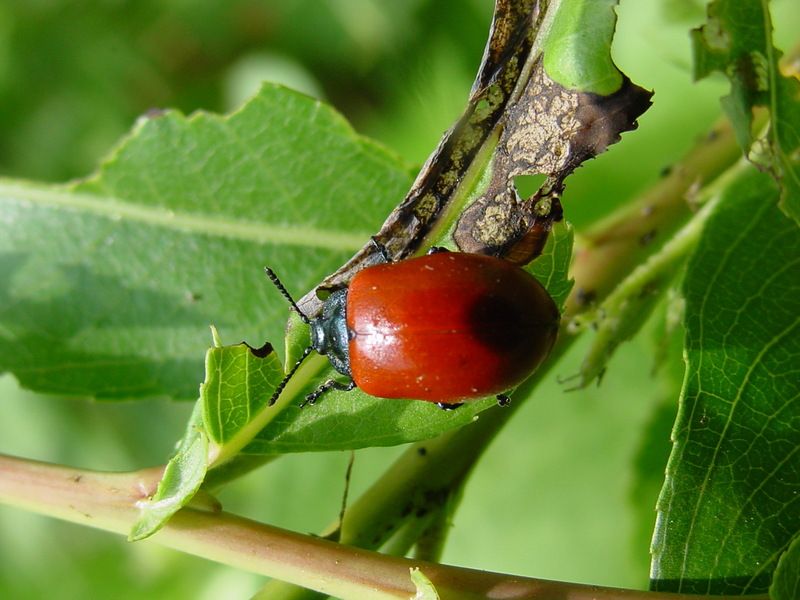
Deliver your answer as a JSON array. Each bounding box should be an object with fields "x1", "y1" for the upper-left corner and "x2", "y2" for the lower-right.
[{"x1": 1, "y1": 0, "x2": 797, "y2": 598}]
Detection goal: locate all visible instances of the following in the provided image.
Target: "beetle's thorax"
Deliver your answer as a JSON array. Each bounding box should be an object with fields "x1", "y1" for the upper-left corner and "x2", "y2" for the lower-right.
[{"x1": 309, "y1": 289, "x2": 351, "y2": 376}]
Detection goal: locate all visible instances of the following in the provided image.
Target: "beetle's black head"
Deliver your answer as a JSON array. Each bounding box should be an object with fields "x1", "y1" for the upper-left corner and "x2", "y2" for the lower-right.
[{"x1": 264, "y1": 268, "x2": 354, "y2": 406}]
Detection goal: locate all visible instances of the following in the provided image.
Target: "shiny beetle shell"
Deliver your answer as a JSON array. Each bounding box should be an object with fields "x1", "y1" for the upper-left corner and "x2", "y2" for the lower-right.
[{"x1": 340, "y1": 252, "x2": 559, "y2": 403}]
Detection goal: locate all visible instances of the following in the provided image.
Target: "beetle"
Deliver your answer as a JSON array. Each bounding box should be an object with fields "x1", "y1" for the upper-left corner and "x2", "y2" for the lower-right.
[{"x1": 266, "y1": 249, "x2": 560, "y2": 408}]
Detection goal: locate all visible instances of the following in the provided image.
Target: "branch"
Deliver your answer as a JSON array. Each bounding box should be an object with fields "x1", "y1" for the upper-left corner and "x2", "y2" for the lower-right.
[
  {"x1": 0, "y1": 453, "x2": 760, "y2": 600},
  {"x1": 566, "y1": 115, "x2": 748, "y2": 317}
]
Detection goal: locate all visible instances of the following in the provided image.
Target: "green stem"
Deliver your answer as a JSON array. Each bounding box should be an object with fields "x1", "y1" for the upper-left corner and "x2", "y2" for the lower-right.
[
  {"x1": 567, "y1": 157, "x2": 753, "y2": 386},
  {"x1": 0, "y1": 452, "x2": 759, "y2": 600},
  {"x1": 567, "y1": 115, "x2": 746, "y2": 317}
]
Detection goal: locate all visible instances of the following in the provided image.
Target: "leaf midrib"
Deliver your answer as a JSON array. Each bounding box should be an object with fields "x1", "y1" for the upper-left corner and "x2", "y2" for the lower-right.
[{"x1": 0, "y1": 180, "x2": 365, "y2": 250}]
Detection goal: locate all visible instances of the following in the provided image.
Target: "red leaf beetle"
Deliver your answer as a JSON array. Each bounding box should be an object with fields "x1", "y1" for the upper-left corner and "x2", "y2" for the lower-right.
[{"x1": 266, "y1": 246, "x2": 560, "y2": 408}]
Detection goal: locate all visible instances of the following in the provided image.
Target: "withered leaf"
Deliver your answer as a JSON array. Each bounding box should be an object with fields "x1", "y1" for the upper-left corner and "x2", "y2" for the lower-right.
[{"x1": 300, "y1": 0, "x2": 651, "y2": 314}]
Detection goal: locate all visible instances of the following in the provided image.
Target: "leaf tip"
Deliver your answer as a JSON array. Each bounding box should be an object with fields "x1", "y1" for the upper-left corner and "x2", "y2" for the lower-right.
[{"x1": 210, "y1": 325, "x2": 223, "y2": 348}]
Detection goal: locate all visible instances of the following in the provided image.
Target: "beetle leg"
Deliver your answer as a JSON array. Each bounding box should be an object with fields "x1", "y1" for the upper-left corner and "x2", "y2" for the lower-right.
[
  {"x1": 426, "y1": 246, "x2": 450, "y2": 255},
  {"x1": 301, "y1": 378, "x2": 357, "y2": 407},
  {"x1": 268, "y1": 346, "x2": 314, "y2": 407},
  {"x1": 496, "y1": 394, "x2": 511, "y2": 406}
]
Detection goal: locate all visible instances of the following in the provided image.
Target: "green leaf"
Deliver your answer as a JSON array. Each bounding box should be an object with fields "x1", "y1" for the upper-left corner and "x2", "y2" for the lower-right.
[
  {"x1": 692, "y1": 0, "x2": 800, "y2": 225},
  {"x1": 129, "y1": 423, "x2": 209, "y2": 541},
  {"x1": 770, "y1": 65, "x2": 800, "y2": 226},
  {"x1": 771, "y1": 533, "x2": 800, "y2": 600},
  {"x1": 200, "y1": 335, "x2": 284, "y2": 463},
  {"x1": 250, "y1": 376, "x2": 496, "y2": 454},
  {"x1": 0, "y1": 83, "x2": 414, "y2": 400},
  {"x1": 528, "y1": 220, "x2": 575, "y2": 312},
  {"x1": 201, "y1": 337, "x2": 283, "y2": 446},
  {"x1": 692, "y1": 0, "x2": 770, "y2": 150},
  {"x1": 132, "y1": 333, "x2": 284, "y2": 539},
  {"x1": 410, "y1": 568, "x2": 441, "y2": 600},
  {"x1": 651, "y1": 167, "x2": 800, "y2": 595},
  {"x1": 542, "y1": 0, "x2": 624, "y2": 95}
]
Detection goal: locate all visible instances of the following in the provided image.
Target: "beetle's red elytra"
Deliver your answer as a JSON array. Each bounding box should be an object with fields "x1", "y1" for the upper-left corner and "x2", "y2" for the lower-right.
[
  {"x1": 266, "y1": 250, "x2": 560, "y2": 408},
  {"x1": 346, "y1": 252, "x2": 558, "y2": 402}
]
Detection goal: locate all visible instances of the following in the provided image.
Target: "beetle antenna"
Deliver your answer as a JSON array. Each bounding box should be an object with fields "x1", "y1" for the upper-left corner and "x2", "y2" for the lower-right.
[
  {"x1": 268, "y1": 346, "x2": 313, "y2": 406},
  {"x1": 264, "y1": 267, "x2": 311, "y2": 324}
]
